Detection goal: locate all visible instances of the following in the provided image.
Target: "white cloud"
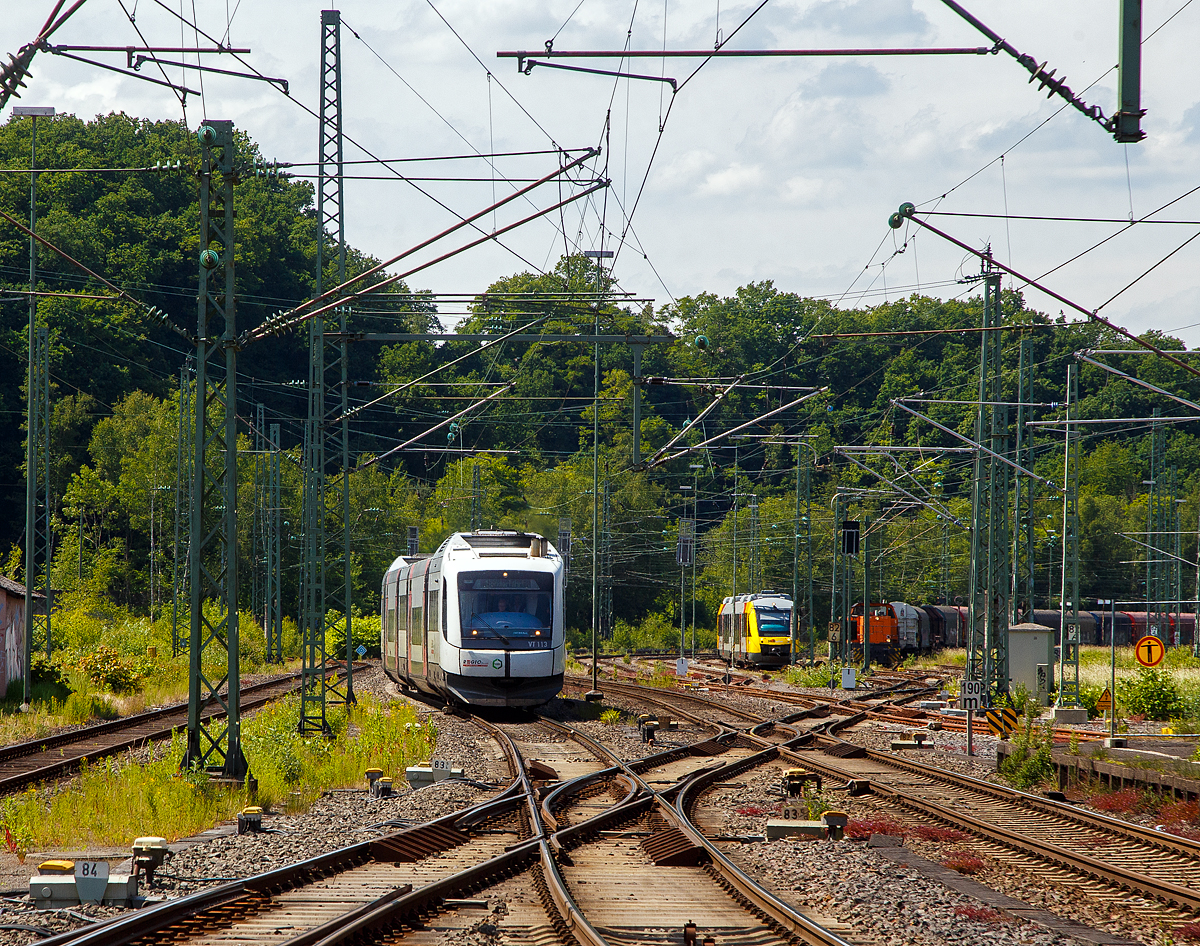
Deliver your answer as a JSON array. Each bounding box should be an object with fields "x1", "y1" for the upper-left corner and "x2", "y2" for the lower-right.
[
  {"x1": 2, "y1": 0, "x2": 1198, "y2": 345},
  {"x1": 793, "y1": 0, "x2": 932, "y2": 38},
  {"x1": 698, "y1": 163, "x2": 764, "y2": 196},
  {"x1": 781, "y1": 176, "x2": 827, "y2": 203}
]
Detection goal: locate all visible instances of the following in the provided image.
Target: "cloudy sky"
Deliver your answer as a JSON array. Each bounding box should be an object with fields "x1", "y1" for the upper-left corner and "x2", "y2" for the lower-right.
[{"x1": 5, "y1": 1, "x2": 1200, "y2": 342}]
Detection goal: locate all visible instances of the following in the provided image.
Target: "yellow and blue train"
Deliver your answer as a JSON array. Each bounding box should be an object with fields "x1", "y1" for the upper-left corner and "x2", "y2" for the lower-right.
[{"x1": 717, "y1": 592, "x2": 793, "y2": 668}]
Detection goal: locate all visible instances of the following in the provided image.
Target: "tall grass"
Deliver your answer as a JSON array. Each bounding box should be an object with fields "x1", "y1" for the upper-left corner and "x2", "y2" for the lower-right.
[{"x1": 0, "y1": 694, "x2": 433, "y2": 849}]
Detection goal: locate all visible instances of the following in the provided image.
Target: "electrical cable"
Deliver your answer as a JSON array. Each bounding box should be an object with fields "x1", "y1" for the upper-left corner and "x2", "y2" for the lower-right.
[
  {"x1": 147, "y1": 0, "x2": 561, "y2": 277},
  {"x1": 611, "y1": 0, "x2": 774, "y2": 271},
  {"x1": 1094, "y1": 229, "x2": 1200, "y2": 312},
  {"x1": 424, "y1": 0, "x2": 562, "y2": 149}
]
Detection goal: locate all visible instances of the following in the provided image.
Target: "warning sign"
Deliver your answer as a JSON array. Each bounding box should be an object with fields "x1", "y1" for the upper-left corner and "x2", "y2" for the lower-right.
[
  {"x1": 985, "y1": 707, "x2": 1019, "y2": 737},
  {"x1": 1134, "y1": 635, "x2": 1166, "y2": 669},
  {"x1": 1095, "y1": 687, "x2": 1114, "y2": 714}
]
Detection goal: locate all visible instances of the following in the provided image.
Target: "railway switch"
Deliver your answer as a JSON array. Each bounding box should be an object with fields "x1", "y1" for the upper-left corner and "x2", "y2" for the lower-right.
[
  {"x1": 132, "y1": 836, "x2": 169, "y2": 886},
  {"x1": 237, "y1": 806, "x2": 264, "y2": 834}
]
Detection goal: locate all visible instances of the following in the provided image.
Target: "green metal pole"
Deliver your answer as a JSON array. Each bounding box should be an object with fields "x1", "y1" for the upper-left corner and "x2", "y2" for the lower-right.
[
  {"x1": 791, "y1": 445, "x2": 801, "y2": 665},
  {"x1": 862, "y1": 519, "x2": 870, "y2": 676},
  {"x1": 22, "y1": 113, "x2": 38, "y2": 708},
  {"x1": 1115, "y1": 0, "x2": 1145, "y2": 143}
]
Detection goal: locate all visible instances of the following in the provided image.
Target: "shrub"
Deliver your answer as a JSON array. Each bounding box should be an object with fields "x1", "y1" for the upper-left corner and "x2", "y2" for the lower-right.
[
  {"x1": 1089, "y1": 788, "x2": 1159, "y2": 814},
  {"x1": 30, "y1": 653, "x2": 66, "y2": 688},
  {"x1": 1119, "y1": 668, "x2": 1184, "y2": 721},
  {"x1": 1160, "y1": 800, "x2": 1199, "y2": 823},
  {"x1": 76, "y1": 646, "x2": 142, "y2": 693}
]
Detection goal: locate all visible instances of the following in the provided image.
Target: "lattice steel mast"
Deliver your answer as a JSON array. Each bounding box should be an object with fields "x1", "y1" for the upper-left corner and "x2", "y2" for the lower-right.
[
  {"x1": 301, "y1": 8, "x2": 354, "y2": 734},
  {"x1": 965, "y1": 257, "x2": 1009, "y2": 703},
  {"x1": 1057, "y1": 362, "x2": 1082, "y2": 708},
  {"x1": 265, "y1": 423, "x2": 283, "y2": 663},
  {"x1": 184, "y1": 120, "x2": 248, "y2": 780},
  {"x1": 1011, "y1": 338, "x2": 1036, "y2": 622},
  {"x1": 172, "y1": 358, "x2": 194, "y2": 658}
]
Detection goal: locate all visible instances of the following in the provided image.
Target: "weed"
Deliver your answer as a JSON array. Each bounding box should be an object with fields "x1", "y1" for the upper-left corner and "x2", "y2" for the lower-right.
[
  {"x1": 802, "y1": 792, "x2": 833, "y2": 820},
  {"x1": 1068, "y1": 731, "x2": 1081, "y2": 756},
  {"x1": 599, "y1": 709, "x2": 622, "y2": 726},
  {"x1": 736, "y1": 805, "x2": 770, "y2": 817},
  {"x1": 1160, "y1": 800, "x2": 1199, "y2": 823},
  {"x1": 0, "y1": 695, "x2": 433, "y2": 849},
  {"x1": 1175, "y1": 921, "x2": 1200, "y2": 942},
  {"x1": 942, "y1": 851, "x2": 988, "y2": 874},
  {"x1": 910, "y1": 825, "x2": 968, "y2": 843},
  {"x1": 845, "y1": 817, "x2": 906, "y2": 840},
  {"x1": 954, "y1": 906, "x2": 1004, "y2": 923},
  {"x1": 1089, "y1": 788, "x2": 1158, "y2": 814},
  {"x1": 785, "y1": 665, "x2": 837, "y2": 688},
  {"x1": 998, "y1": 716, "x2": 1055, "y2": 790},
  {"x1": 63, "y1": 691, "x2": 118, "y2": 723}
]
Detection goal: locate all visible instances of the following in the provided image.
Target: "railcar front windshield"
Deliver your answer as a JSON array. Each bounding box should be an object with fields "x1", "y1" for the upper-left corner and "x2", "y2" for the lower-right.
[
  {"x1": 755, "y1": 606, "x2": 791, "y2": 638},
  {"x1": 459, "y1": 571, "x2": 554, "y2": 641}
]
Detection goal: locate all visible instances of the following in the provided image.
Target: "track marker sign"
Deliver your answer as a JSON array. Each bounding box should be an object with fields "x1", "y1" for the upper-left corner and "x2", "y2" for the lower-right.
[
  {"x1": 959, "y1": 680, "x2": 984, "y2": 711},
  {"x1": 1095, "y1": 687, "x2": 1114, "y2": 714},
  {"x1": 1134, "y1": 635, "x2": 1165, "y2": 668}
]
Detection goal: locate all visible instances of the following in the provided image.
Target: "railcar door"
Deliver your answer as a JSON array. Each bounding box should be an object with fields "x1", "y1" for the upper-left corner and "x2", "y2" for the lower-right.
[
  {"x1": 425, "y1": 567, "x2": 441, "y2": 683},
  {"x1": 383, "y1": 576, "x2": 397, "y2": 674},
  {"x1": 409, "y1": 564, "x2": 425, "y2": 676},
  {"x1": 396, "y1": 584, "x2": 409, "y2": 680}
]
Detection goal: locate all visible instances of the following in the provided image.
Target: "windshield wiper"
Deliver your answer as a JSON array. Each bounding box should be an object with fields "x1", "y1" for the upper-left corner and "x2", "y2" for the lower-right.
[{"x1": 471, "y1": 614, "x2": 514, "y2": 646}]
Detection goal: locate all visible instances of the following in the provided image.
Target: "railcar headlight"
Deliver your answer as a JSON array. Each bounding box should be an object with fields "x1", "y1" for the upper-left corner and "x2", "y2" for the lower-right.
[
  {"x1": 535, "y1": 629, "x2": 541, "y2": 636},
  {"x1": 471, "y1": 629, "x2": 478, "y2": 636}
]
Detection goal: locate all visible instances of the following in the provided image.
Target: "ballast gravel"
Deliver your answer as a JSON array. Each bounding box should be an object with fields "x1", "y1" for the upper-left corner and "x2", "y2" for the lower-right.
[{"x1": 0, "y1": 662, "x2": 1179, "y2": 946}]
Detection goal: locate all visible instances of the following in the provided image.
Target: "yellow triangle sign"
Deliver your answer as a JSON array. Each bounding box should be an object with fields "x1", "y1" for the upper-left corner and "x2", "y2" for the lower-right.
[{"x1": 1095, "y1": 687, "x2": 1113, "y2": 713}]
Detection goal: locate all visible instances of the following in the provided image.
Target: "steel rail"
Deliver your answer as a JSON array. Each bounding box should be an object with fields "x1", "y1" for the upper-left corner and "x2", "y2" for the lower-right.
[
  {"x1": 39, "y1": 718, "x2": 532, "y2": 946},
  {"x1": 852, "y1": 744, "x2": 1200, "y2": 859},
  {"x1": 0, "y1": 666, "x2": 362, "y2": 793},
  {"x1": 771, "y1": 734, "x2": 1200, "y2": 913},
  {"x1": 551, "y1": 712, "x2": 858, "y2": 945}
]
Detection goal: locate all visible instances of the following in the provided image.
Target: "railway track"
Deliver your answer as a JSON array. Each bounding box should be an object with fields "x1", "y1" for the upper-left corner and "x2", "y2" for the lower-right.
[
  {"x1": 0, "y1": 664, "x2": 358, "y2": 793},
  {"x1": 37, "y1": 691, "x2": 866, "y2": 945},
  {"x1": 596, "y1": 676, "x2": 1200, "y2": 934}
]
